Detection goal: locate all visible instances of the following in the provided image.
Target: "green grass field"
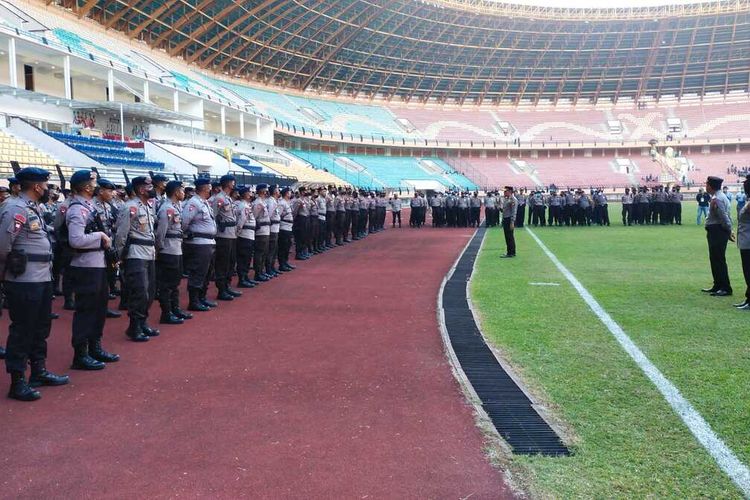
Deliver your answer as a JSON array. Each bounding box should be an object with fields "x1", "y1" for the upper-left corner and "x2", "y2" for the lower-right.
[{"x1": 471, "y1": 204, "x2": 749, "y2": 499}]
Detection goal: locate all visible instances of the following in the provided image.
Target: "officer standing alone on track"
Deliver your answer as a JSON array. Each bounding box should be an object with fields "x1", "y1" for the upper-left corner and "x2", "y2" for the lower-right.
[{"x1": 501, "y1": 186, "x2": 518, "y2": 259}]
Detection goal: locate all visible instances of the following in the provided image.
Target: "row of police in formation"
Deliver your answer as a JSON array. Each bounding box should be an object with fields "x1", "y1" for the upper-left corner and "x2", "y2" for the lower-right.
[{"x1": 0, "y1": 168, "x2": 392, "y2": 402}]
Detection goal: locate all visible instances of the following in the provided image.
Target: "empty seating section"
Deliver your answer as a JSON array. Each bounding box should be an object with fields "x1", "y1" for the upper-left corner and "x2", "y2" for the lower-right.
[
  {"x1": 529, "y1": 156, "x2": 632, "y2": 188},
  {"x1": 258, "y1": 159, "x2": 347, "y2": 186},
  {"x1": 0, "y1": 130, "x2": 58, "y2": 168},
  {"x1": 49, "y1": 132, "x2": 164, "y2": 169},
  {"x1": 690, "y1": 151, "x2": 750, "y2": 180},
  {"x1": 231, "y1": 157, "x2": 264, "y2": 174},
  {"x1": 449, "y1": 157, "x2": 534, "y2": 190},
  {"x1": 291, "y1": 151, "x2": 476, "y2": 190}
]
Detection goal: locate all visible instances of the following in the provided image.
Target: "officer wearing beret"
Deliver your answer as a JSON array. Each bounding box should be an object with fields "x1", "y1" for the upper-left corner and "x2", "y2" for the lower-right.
[
  {"x1": 325, "y1": 187, "x2": 336, "y2": 247},
  {"x1": 265, "y1": 185, "x2": 282, "y2": 277},
  {"x1": 292, "y1": 187, "x2": 310, "y2": 259},
  {"x1": 155, "y1": 180, "x2": 191, "y2": 325},
  {"x1": 0, "y1": 168, "x2": 68, "y2": 401},
  {"x1": 252, "y1": 183, "x2": 271, "y2": 282},
  {"x1": 317, "y1": 187, "x2": 329, "y2": 249},
  {"x1": 277, "y1": 187, "x2": 296, "y2": 272},
  {"x1": 66, "y1": 170, "x2": 120, "y2": 370},
  {"x1": 115, "y1": 176, "x2": 159, "y2": 342},
  {"x1": 234, "y1": 186, "x2": 257, "y2": 288},
  {"x1": 7, "y1": 177, "x2": 20, "y2": 198},
  {"x1": 211, "y1": 174, "x2": 241, "y2": 301},
  {"x1": 702, "y1": 176, "x2": 735, "y2": 296},
  {"x1": 181, "y1": 178, "x2": 217, "y2": 311},
  {"x1": 151, "y1": 173, "x2": 169, "y2": 212},
  {"x1": 94, "y1": 178, "x2": 122, "y2": 319}
]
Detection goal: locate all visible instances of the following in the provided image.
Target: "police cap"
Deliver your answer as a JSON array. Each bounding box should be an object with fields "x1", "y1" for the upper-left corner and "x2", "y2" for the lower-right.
[
  {"x1": 165, "y1": 180, "x2": 183, "y2": 196},
  {"x1": 219, "y1": 174, "x2": 236, "y2": 185},
  {"x1": 97, "y1": 177, "x2": 116, "y2": 190},
  {"x1": 151, "y1": 173, "x2": 169, "y2": 183},
  {"x1": 256, "y1": 183, "x2": 268, "y2": 192},
  {"x1": 70, "y1": 169, "x2": 97, "y2": 187},
  {"x1": 707, "y1": 176, "x2": 724, "y2": 190},
  {"x1": 194, "y1": 178, "x2": 211, "y2": 188},
  {"x1": 131, "y1": 176, "x2": 152, "y2": 189},
  {"x1": 16, "y1": 168, "x2": 50, "y2": 183}
]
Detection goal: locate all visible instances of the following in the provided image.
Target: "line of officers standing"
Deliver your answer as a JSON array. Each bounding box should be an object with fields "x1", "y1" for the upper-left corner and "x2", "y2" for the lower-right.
[{"x1": 0, "y1": 167, "x2": 388, "y2": 402}]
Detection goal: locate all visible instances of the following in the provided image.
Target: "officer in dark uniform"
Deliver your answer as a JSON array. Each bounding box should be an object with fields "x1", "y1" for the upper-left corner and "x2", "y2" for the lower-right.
[
  {"x1": 182, "y1": 178, "x2": 217, "y2": 311},
  {"x1": 0, "y1": 168, "x2": 68, "y2": 401},
  {"x1": 66, "y1": 171, "x2": 120, "y2": 370},
  {"x1": 93, "y1": 180, "x2": 122, "y2": 319},
  {"x1": 211, "y1": 174, "x2": 241, "y2": 301},
  {"x1": 500, "y1": 186, "x2": 518, "y2": 258},
  {"x1": 155, "y1": 180, "x2": 192, "y2": 324},
  {"x1": 115, "y1": 176, "x2": 159, "y2": 342}
]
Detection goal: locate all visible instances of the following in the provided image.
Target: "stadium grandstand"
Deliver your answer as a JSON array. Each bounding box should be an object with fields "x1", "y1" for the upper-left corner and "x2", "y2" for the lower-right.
[{"x1": 1, "y1": 0, "x2": 750, "y2": 497}]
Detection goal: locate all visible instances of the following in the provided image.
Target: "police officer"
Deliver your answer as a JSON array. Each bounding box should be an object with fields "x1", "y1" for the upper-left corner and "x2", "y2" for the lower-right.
[
  {"x1": 334, "y1": 188, "x2": 346, "y2": 245},
  {"x1": 469, "y1": 192, "x2": 481, "y2": 227},
  {"x1": 235, "y1": 186, "x2": 256, "y2": 288},
  {"x1": 66, "y1": 170, "x2": 120, "y2": 370},
  {"x1": 622, "y1": 188, "x2": 633, "y2": 225},
  {"x1": 182, "y1": 178, "x2": 217, "y2": 311},
  {"x1": 266, "y1": 185, "x2": 282, "y2": 276},
  {"x1": 376, "y1": 191, "x2": 388, "y2": 230},
  {"x1": 317, "y1": 187, "x2": 329, "y2": 247},
  {"x1": 93, "y1": 180, "x2": 122, "y2": 319},
  {"x1": 292, "y1": 187, "x2": 310, "y2": 259},
  {"x1": 277, "y1": 187, "x2": 296, "y2": 272},
  {"x1": 501, "y1": 186, "x2": 518, "y2": 258},
  {"x1": 325, "y1": 186, "x2": 336, "y2": 248},
  {"x1": 212, "y1": 174, "x2": 241, "y2": 301},
  {"x1": 0, "y1": 168, "x2": 68, "y2": 401},
  {"x1": 702, "y1": 176, "x2": 734, "y2": 296},
  {"x1": 252, "y1": 184, "x2": 271, "y2": 281},
  {"x1": 151, "y1": 173, "x2": 169, "y2": 212},
  {"x1": 155, "y1": 180, "x2": 192, "y2": 324},
  {"x1": 115, "y1": 176, "x2": 159, "y2": 342},
  {"x1": 390, "y1": 194, "x2": 402, "y2": 227}
]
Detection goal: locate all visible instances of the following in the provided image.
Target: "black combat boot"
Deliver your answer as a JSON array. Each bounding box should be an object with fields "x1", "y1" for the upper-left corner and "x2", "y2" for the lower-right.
[
  {"x1": 8, "y1": 372, "x2": 40, "y2": 401},
  {"x1": 71, "y1": 344, "x2": 105, "y2": 370},
  {"x1": 141, "y1": 319, "x2": 160, "y2": 337},
  {"x1": 226, "y1": 285, "x2": 242, "y2": 297},
  {"x1": 238, "y1": 275, "x2": 255, "y2": 288},
  {"x1": 126, "y1": 317, "x2": 149, "y2": 342},
  {"x1": 187, "y1": 288, "x2": 209, "y2": 312},
  {"x1": 29, "y1": 360, "x2": 69, "y2": 387},
  {"x1": 160, "y1": 309, "x2": 184, "y2": 325},
  {"x1": 88, "y1": 338, "x2": 120, "y2": 363},
  {"x1": 171, "y1": 290, "x2": 193, "y2": 320},
  {"x1": 200, "y1": 289, "x2": 218, "y2": 308},
  {"x1": 63, "y1": 294, "x2": 75, "y2": 311},
  {"x1": 106, "y1": 309, "x2": 122, "y2": 318},
  {"x1": 216, "y1": 283, "x2": 234, "y2": 301}
]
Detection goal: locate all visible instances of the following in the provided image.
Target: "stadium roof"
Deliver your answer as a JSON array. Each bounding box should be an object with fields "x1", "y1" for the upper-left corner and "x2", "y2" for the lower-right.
[{"x1": 67, "y1": 0, "x2": 750, "y2": 105}]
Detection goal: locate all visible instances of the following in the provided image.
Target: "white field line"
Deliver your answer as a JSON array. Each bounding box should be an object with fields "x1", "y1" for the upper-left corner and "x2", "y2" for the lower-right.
[{"x1": 525, "y1": 227, "x2": 750, "y2": 497}]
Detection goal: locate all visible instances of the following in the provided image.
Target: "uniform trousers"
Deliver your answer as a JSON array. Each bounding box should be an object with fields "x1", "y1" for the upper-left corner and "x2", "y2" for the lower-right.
[
  {"x1": 549, "y1": 206, "x2": 562, "y2": 226},
  {"x1": 318, "y1": 218, "x2": 328, "y2": 247},
  {"x1": 622, "y1": 204, "x2": 632, "y2": 225},
  {"x1": 214, "y1": 237, "x2": 236, "y2": 288},
  {"x1": 673, "y1": 204, "x2": 682, "y2": 224},
  {"x1": 377, "y1": 207, "x2": 386, "y2": 229},
  {"x1": 349, "y1": 210, "x2": 359, "y2": 239},
  {"x1": 325, "y1": 211, "x2": 335, "y2": 244},
  {"x1": 124, "y1": 258, "x2": 156, "y2": 322},
  {"x1": 294, "y1": 216, "x2": 309, "y2": 255},
  {"x1": 183, "y1": 243, "x2": 214, "y2": 292},
  {"x1": 392, "y1": 210, "x2": 401, "y2": 227},
  {"x1": 470, "y1": 207, "x2": 480, "y2": 227},
  {"x1": 502, "y1": 217, "x2": 516, "y2": 256},
  {"x1": 253, "y1": 235, "x2": 269, "y2": 277},
  {"x1": 278, "y1": 230, "x2": 293, "y2": 266},
  {"x1": 741, "y1": 248, "x2": 750, "y2": 300},
  {"x1": 236, "y1": 237, "x2": 254, "y2": 278},
  {"x1": 706, "y1": 225, "x2": 732, "y2": 292},
  {"x1": 267, "y1": 231, "x2": 279, "y2": 272},
  {"x1": 335, "y1": 212, "x2": 346, "y2": 243},
  {"x1": 516, "y1": 205, "x2": 526, "y2": 228},
  {"x1": 69, "y1": 266, "x2": 108, "y2": 347},
  {"x1": 358, "y1": 209, "x2": 367, "y2": 235},
  {"x1": 344, "y1": 211, "x2": 352, "y2": 241},
  {"x1": 4, "y1": 281, "x2": 52, "y2": 373},
  {"x1": 639, "y1": 204, "x2": 650, "y2": 224},
  {"x1": 156, "y1": 254, "x2": 182, "y2": 311}
]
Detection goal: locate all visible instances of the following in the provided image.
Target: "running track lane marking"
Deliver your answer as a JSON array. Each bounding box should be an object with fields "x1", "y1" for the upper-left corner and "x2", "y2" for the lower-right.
[{"x1": 526, "y1": 227, "x2": 750, "y2": 496}]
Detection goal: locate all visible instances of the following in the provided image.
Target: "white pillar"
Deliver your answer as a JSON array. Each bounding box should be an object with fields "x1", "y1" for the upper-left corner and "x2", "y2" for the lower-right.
[
  {"x1": 63, "y1": 55, "x2": 72, "y2": 99},
  {"x1": 239, "y1": 112, "x2": 245, "y2": 139},
  {"x1": 143, "y1": 80, "x2": 150, "y2": 104},
  {"x1": 173, "y1": 90, "x2": 179, "y2": 112},
  {"x1": 255, "y1": 117, "x2": 261, "y2": 141},
  {"x1": 220, "y1": 106, "x2": 226, "y2": 135},
  {"x1": 119, "y1": 103, "x2": 125, "y2": 141},
  {"x1": 8, "y1": 38, "x2": 17, "y2": 88},
  {"x1": 107, "y1": 69, "x2": 114, "y2": 102}
]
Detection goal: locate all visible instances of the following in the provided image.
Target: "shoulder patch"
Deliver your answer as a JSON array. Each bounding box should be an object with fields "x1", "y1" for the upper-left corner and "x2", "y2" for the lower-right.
[
  {"x1": 14, "y1": 213, "x2": 27, "y2": 225},
  {"x1": 59, "y1": 205, "x2": 67, "y2": 215},
  {"x1": 129, "y1": 206, "x2": 138, "y2": 216},
  {"x1": 189, "y1": 204, "x2": 195, "y2": 211},
  {"x1": 167, "y1": 208, "x2": 175, "y2": 217}
]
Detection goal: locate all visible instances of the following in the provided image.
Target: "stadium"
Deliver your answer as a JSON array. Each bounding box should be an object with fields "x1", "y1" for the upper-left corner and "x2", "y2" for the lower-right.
[{"x1": 0, "y1": 0, "x2": 749, "y2": 497}]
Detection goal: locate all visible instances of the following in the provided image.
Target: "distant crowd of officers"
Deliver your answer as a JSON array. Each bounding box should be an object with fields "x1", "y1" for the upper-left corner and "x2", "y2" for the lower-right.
[{"x1": 0, "y1": 168, "x2": 392, "y2": 402}]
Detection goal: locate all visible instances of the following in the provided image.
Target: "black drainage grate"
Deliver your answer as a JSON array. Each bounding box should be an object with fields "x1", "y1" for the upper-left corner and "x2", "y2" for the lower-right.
[{"x1": 442, "y1": 227, "x2": 570, "y2": 456}]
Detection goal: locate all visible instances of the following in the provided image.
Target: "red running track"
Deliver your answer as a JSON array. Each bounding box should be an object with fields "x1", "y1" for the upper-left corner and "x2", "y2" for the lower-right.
[{"x1": 0, "y1": 224, "x2": 513, "y2": 498}]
